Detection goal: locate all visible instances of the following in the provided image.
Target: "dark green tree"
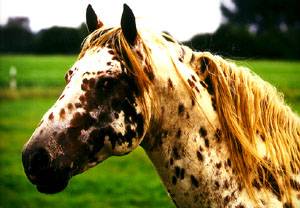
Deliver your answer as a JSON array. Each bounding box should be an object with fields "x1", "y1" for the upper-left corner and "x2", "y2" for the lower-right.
[
  {"x1": 35, "y1": 26, "x2": 85, "y2": 54},
  {"x1": 221, "y1": 0, "x2": 300, "y2": 33}
]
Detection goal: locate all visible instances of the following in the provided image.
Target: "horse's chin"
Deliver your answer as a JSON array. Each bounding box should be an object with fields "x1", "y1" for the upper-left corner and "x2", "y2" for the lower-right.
[{"x1": 36, "y1": 179, "x2": 69, "y2": 194}]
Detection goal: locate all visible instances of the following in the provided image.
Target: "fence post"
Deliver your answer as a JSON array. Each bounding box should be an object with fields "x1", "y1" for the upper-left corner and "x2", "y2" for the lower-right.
[{"x1": 9, "y1": 66, "x2": 17, "y2": 89}]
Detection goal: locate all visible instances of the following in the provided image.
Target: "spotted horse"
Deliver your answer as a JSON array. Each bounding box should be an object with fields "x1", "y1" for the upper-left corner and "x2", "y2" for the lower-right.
[{"x1": 22, "y1": 4, "x2": 300, "y2": 208}]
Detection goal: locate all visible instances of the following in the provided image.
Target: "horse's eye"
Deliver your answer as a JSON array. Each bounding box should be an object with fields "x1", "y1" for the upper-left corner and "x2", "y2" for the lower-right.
[{"x1": 95, "y1": 77, "x2": 116, "y2": 93}]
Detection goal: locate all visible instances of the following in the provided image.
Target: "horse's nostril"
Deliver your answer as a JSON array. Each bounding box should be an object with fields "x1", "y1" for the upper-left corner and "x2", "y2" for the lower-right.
[{"x1": 23, "y1": 147, "x2": 51, "y2": 177}]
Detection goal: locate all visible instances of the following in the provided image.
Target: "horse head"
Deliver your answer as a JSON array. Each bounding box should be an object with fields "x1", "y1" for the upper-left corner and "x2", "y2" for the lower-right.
[{"x1": 22, "y1": 4, "x2": 152, "y2": 194}]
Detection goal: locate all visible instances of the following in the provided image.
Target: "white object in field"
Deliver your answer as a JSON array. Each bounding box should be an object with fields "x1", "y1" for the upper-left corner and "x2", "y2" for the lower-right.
[{"x1": 9, "y1": 66, "x2": 17, "y2": 89}]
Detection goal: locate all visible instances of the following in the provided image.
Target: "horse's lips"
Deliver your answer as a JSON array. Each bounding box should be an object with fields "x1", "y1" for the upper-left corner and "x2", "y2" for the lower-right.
[{"x1": 36, "y1": 179, "x2": 69, "y2": 194}]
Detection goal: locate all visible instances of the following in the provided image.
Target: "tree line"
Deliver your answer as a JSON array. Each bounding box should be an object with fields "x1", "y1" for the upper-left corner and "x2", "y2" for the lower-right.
[
  {"x1": 184, "y1": 0, "x2": 300, "y2": 59},
  {"x1": 0, "y1": 17, "x2": 88, "y2": 54},
  {"x1": 1, "y1": 0, "x2": 299, "y2": 59}
]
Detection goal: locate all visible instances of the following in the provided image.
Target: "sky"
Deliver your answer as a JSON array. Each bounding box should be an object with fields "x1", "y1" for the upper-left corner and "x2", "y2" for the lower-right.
[{"x1": 0, "y1": 0, "x2": 229, "y2": 41}]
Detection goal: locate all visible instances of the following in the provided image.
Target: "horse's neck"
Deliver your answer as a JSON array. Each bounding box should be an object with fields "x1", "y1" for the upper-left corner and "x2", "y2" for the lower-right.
[
  {"x1": 139, "y1": 52, "x2": 296, "y2": 207},
  {"x1": 141, "y1": 62, "x2": 245, "y2": 206}
]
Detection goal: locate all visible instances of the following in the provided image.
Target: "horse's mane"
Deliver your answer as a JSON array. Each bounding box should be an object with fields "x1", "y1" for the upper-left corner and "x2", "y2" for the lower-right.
[
  {"x1": 199, "y1": 53, "x2": 300, "y2": 203},
  {"x1": 79, "y1": 27, "x2": 300, "y2": 204}
]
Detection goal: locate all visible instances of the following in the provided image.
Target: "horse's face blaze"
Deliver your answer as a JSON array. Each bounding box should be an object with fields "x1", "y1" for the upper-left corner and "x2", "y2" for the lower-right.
[{"x1": 22, "y1": 47, "x2": 146, "y2": 194}]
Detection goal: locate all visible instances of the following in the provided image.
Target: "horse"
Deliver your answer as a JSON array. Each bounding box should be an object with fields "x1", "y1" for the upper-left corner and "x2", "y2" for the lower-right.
[{"x1": 22, "y1": 4, "x2": 300, "y2": 208}]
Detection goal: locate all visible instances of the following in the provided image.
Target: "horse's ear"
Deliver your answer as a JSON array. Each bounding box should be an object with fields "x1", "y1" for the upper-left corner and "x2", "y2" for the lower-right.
[
  {"x1": 121, "y1": 4, "x2": 137, "y2": 45},
  {"x1": 86, "y1": 4, "x2": 103, "y2": 33}
]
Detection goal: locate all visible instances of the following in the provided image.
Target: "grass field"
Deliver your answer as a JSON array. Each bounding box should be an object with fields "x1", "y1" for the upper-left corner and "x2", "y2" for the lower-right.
[{"x1": 0, "y1": 55, "x2": 299, "y2": 208}]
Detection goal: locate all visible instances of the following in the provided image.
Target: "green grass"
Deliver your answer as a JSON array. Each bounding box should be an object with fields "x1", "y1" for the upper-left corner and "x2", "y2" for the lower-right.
[
  {"x1": 238, "y1": 59, "x2": 300, "y2": 112},
  {"x1": 0, "y1": 98, "x2": 174, "y2": 208},
  {"x1": 0, "y1": 55, "x2": 76, "y2": 87},
  {"x1": 0, "y1": 55, "x2": 299, "y2": 208}
]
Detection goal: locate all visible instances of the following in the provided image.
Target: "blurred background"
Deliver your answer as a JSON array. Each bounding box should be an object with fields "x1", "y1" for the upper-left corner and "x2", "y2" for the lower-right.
[{"x1": 0, "y1": 0, "x2": 299, "y2": 208}]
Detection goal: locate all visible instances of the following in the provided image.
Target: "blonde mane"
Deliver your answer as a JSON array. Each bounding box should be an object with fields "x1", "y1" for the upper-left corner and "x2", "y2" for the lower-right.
[
  {"x1": 79, "y1": 27, "x2": 300, "y2": 204},
  {"x1": 198, "y1": 53, "x2": 300, "y2": 203}
]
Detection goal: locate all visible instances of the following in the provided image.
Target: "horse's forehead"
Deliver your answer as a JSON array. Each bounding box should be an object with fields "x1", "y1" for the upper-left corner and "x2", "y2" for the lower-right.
[{"x1": 74, "y1": 47, "x2": 121, "y2": 74}]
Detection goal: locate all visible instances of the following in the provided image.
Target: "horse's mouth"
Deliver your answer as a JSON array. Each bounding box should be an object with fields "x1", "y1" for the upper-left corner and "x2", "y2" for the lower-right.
[{"x1": 36, "y1": 179, "x2": 69, "y2": 194}]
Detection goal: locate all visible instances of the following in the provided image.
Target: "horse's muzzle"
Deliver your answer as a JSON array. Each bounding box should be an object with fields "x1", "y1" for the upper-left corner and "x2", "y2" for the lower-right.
[{"x1": 22, "y1": 146, "x2": 70, "y2": 194}]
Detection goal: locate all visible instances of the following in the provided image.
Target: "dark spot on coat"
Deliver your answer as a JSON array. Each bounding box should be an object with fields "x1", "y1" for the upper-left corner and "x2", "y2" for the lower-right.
[
  {"x1": 235, "y1": 204, "x2": 245, "y2": 208},
  {"x1": 112, "y1": 56, "x2": 118, "y2": 61},
  {"x1": 146, "y1": 70, "x2": 155, "y2": 81},
  {"x1": 227, "y1": 158, "x2": 232, "y2": 167},
  {"x1": 199, "y1": 145, "x2": 204, "y2": 152},
  {"x1": 178, "y1": 103, "x2": 185, "y2": 116},
  {"x1": 215, "y1": 129, "x2": 222, "y2": 142},
  {"x1": 70, "y1": 112, "x2": 96, "y2": 130},
  {"x1": 216, "y1": 162, "x2": 222, "y2": 169},
  {"x1": 67, "y1": 103, "x2": 73, "y2": 111},
  {"x1": 238, "y1": 183, "x2": 243, "y2": 191},
  {"x1": 204, "y1": 138, "x2": 209, "y2": 148},
  {"x1": 172, "y1": 147, "x2": 180, "y2": 160},
  {"x1": 290, "y1": 179, "x2": 300, "y2": 191},
  {"x1": 283, "y1": 203, "x2": 293, "y2": 208},
  {"x1": 191, "y1": 98, "x2": 195, "y2": 106},
  {"x1": 190, "y1": 175, "x2": 199, "y2": 188},
  {"x1": 180, "y1": 168, "x2": 185, "y2": 180},
  {"x1": 214, "y1": 181, "x2": 220, "y2": 189},
  {"x1": 81, "y1": 82, "x2": 88, "y2": 91},
  {"x1": 172, "y1": 176, "x2": 177, "y2": 185},
  {"x1": 197, "y1": 151, "x2": 204, "y2": 161},
  {"x1": 187, "y1": 79, "x2": 195, "y2": 88},
  {"x1": 136, "y1": 50, "x2": 144, "y2": 60},
  {"x1": 176, "y1": 129, "x2": 182, "y2": 138},
  {"x1": 75, "y1": 103, "x2": 82, "y2": 108},
  {"x1": 89, "y1": 78, "x2": 96, "y2": 88},
  {"x1": 199, "y1": 127, "x2": 207, "y2": 137},
  {"x1": 144, "y1": 64, "x2": 155, "y2": 81},
  {"x1": 170, "y1": 158, "x2": 174, "y2": 166},
  {"x1": 186, "y1": 112, "x2": 190, "y2": 119},
  {"x1": 59, "y1": 94, "x2": 65, "y2": 100},
  {"x1": 168, "y1": 78, "x2": 174, "y2": 90},
  {"x1": 191, "y1": 75, "x2": 196, "y2": 82},
  {"x1": 82, "y1": 78, "x2": 88, "y2": 84},
  {"x1": 48, "y1": 112, "x2": 54, "y2": 120},
  {"x1": 200, "y1": 80, "x2": 208, "y2": 88},
  {"x1": 252, "y1": 179, "x2": 261, "y2": 190},
  {"x1": 79, "y1": 95, "x2": 86, "y2": 103},
  {"x1": 224, "y1": 195, "x2": 230, "y2": 206},
  {"x1": 108, "y1": 49, "x2": 114, "y2": 55},
  {"x1": 260, "y1": 134, "x2": 266, "y2": 142},
  {"x1": 59, "y1": 108, "x2": 66, "y2": 119},
  {"x1": 39, "y1": 129, "x2": 43, "y2": 135},
  {"x1": 175, "y1": 166, "x2": 180, "y2": 177},
  {"x1": 224, "y1": 180, "x2": 229, "y2": 189}
]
